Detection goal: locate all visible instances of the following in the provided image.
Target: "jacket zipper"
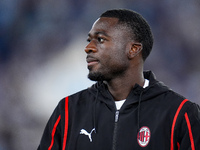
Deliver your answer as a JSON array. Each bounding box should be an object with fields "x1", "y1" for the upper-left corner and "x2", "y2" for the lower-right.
[{"x1": 112, "y1": 110, "x2": 119, "y2": 150}]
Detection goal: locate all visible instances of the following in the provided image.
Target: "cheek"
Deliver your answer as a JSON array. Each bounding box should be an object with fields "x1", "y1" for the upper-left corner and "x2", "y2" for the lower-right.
[
  {"x1": 112, "y1": 46, "x2": 128, "y2": 61},
  {"x1": 109, "y1": 52, "x2": 128, "y2": 68},
  {"x1": 98, "y1": 43, "x2": 128, "y2": 64}
]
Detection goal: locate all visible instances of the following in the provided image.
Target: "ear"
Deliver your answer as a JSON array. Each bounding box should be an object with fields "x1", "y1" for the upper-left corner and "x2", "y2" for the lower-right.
[{"x1": 128, "y1": 43, "x2": 143, "y2": 59}]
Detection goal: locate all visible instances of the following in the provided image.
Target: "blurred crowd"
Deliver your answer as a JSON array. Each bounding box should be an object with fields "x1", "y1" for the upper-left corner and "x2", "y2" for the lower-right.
[{"x1": 0, "y1": 0, "x2": 200, "y2": 149}]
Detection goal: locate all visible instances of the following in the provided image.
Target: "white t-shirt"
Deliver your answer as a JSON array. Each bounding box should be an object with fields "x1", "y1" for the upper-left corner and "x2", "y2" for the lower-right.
[{"x1": 115, "y1": 79, "x2": 149, "y2": 110}]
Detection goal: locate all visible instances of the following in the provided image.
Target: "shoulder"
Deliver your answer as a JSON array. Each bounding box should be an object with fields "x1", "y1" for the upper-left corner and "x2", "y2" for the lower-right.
[
  {"x1": 58, "y1": 88, "x2": 97, "y2": 109},
  {"x1": 166, "y1": 91, "x2": 200, "y2": 126},
  {"x1": 166, "y1": 90, "x2": 199, "y2": 113},
  {"x1": 162, "y1": 89, "x2": 187, "y2": 106}
]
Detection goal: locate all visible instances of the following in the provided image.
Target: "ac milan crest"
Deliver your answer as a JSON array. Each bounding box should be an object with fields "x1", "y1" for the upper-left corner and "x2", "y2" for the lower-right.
[{"x1": 137, "y1": 126, "x2": 151, "y2": 147}]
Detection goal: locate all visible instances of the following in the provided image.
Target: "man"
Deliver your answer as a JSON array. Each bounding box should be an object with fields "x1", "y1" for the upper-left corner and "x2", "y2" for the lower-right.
[{"x1": 38, "y1": 9, "x2": 200, "y2": 150}]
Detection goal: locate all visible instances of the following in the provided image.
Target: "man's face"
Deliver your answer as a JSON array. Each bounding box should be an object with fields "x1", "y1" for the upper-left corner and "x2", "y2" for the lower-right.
[{"x1": 85, "y1": 17, "x2": 131, "y2": 81}]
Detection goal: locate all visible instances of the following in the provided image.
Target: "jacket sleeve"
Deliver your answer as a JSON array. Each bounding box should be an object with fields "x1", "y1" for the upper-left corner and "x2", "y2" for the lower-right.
[
  {"x1": 37, "y1": 98, "x2": 66, "y2": 150},
  {"x1": 178, "y1": 103, "x2": 200, "y2": 150}
]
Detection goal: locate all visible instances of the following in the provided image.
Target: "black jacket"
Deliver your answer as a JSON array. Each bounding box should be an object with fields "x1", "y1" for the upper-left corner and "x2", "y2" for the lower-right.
[{"x1": 38, "y1": 71, "x2": 200, "y2": 150}]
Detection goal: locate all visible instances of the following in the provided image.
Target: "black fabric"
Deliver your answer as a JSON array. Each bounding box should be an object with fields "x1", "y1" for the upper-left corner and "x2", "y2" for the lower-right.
[{"x1": 38, "y1": 71, "x2": 200, "y2": 150}]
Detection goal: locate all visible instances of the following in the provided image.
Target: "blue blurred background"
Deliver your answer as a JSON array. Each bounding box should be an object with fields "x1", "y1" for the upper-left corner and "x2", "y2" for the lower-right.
[{"x1": 0, "y1": 0, "x2": 200, "y2": 149}]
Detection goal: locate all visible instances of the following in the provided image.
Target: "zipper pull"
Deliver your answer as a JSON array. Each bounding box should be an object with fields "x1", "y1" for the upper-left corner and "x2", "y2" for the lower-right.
[{"x1": 115, "y1": 111, "x2": 119, "y2": 122}]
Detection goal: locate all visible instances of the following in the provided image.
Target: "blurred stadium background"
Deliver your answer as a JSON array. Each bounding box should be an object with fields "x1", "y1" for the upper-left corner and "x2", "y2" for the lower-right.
[{"x1": 0, "y1": 0, "x2": 200, "y2": 149}]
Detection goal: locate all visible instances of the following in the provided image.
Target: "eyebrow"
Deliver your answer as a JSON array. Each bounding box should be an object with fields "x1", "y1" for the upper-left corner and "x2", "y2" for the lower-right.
[{"x1": 88, "y1": 31, "x2": 109, "y2": 38}]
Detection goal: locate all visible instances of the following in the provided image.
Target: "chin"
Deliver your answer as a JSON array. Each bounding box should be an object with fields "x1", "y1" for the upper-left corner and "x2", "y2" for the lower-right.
[{"x1": 88, "y1": 71, "x2": 105, "y2": 81}]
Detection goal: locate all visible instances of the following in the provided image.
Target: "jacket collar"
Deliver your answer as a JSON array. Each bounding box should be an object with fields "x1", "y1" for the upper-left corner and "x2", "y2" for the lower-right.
[{"x1": 88, "y1": 71, "x2": 170, "y2": 109}]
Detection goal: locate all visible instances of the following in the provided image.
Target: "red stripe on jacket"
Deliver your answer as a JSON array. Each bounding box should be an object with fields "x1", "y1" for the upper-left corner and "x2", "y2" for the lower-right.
[
  {"x1": 62, "y1": 97, "x2": 69, "y2": 150},
  {"x1": 171, "y1": 99, "x2": 188, "y2": 150},
  {"x1": 184, "y1": 112, "x2": 195, "y2": 150},
  {"x1": 48, "y1": 115, "x2": 61, "y2": 150}
]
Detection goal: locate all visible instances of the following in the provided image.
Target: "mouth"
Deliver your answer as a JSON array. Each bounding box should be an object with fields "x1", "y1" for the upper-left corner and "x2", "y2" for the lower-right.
[{"x1": 86, "y1": 56, "x2": 99, "y2": 67}]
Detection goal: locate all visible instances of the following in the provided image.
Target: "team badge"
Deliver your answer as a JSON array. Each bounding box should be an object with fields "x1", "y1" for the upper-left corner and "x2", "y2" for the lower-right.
[{"x1": 137, "y1": 126, "x2": 151, "y2": 147}]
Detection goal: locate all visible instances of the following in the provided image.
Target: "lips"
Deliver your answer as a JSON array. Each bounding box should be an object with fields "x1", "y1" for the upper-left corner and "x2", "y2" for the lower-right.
[{"x1": 86, "y1": 56, "x2": 99, "y2": 66}]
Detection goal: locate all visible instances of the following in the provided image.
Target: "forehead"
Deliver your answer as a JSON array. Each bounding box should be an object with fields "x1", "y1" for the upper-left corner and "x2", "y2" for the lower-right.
[{"x1": 89, "y1": 17, "x2": 126, "y2": 36}]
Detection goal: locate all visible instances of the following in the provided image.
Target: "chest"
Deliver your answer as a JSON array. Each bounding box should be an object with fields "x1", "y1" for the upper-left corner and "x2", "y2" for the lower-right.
[{"x1": 65, "y1": 101, "x2": 174, "y2": 150}]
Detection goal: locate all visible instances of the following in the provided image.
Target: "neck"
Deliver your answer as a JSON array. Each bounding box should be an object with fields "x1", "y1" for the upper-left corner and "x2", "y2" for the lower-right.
[{"x1": 104, "y1": 68, "x2": 144, "y2": 101}]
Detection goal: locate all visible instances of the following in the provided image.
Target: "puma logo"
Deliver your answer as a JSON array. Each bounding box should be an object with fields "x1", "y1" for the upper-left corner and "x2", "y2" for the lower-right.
[{"x1": 80, "y1": 128, "x2": 96, "y2": 142}]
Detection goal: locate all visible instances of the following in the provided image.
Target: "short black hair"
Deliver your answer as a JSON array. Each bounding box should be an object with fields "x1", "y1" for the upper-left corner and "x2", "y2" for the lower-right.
[{"x1": 100, "y1": 9, "x2": 153, "y2": 61}]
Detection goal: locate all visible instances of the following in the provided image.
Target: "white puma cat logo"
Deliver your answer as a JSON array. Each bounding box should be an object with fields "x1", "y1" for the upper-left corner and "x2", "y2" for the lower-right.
[{"x1": 80, "y1": 128, "x2": 96, "y2": 142}]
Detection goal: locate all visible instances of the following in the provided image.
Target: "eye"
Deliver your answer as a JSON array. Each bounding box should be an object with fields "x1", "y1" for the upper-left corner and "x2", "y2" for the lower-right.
[
  {"x1": 87, "y1": 38, "x2": 91, "y2": 42},
  {"x1": 97, "y1": 37, "x2": 105, "y2": 43}
]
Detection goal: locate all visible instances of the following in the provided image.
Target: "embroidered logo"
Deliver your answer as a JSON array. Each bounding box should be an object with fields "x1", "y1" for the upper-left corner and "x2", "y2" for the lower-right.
[
  {"x1": 80, "y1": 128, "x2": 96, "y2": 142},
  {"x1": 137, "y1": 126, "x2": 151, "y2": 147}
]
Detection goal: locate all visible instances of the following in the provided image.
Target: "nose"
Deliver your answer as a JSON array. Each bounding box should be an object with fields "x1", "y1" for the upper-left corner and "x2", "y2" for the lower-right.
[{"x1": 85, "y1": 41, "x2": 97, "y2": 53}]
